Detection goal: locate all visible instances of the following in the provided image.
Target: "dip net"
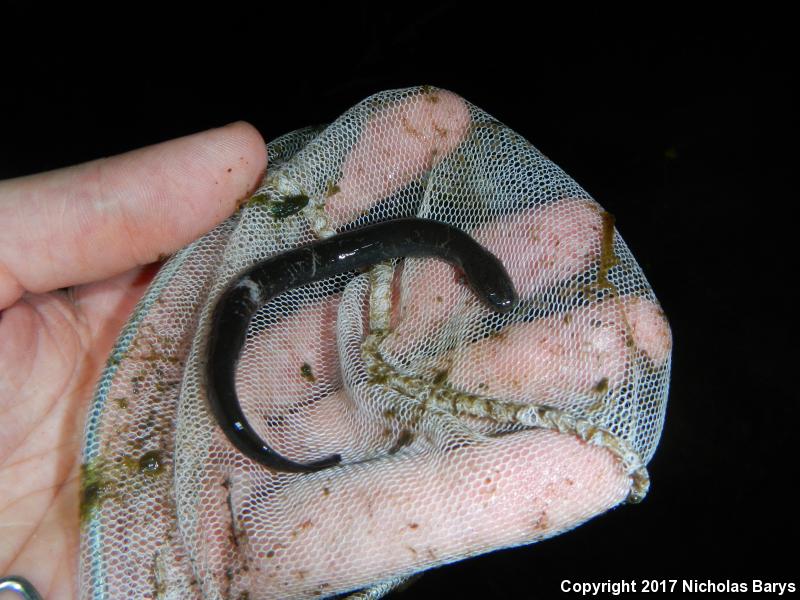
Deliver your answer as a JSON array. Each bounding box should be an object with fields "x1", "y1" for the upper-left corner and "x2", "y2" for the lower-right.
[{"x1": 80, "y1": 87, "x2": 671, "y2": 599}]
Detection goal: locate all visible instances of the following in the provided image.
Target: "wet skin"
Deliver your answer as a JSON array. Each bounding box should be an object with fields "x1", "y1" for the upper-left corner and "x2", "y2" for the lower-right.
[{"x1": 205, "y1": 218, "x2": 519, "y2": 472}]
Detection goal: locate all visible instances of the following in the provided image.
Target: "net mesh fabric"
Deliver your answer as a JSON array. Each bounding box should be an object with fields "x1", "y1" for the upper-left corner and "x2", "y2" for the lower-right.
[{"x1": 80, "y1": 87, "x2": 671, "y2": 599}]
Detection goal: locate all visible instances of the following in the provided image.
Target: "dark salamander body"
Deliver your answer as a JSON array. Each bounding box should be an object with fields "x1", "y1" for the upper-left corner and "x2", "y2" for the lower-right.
[{"x1": 205, "y1": 217, "x2": 518, "y2": 472}]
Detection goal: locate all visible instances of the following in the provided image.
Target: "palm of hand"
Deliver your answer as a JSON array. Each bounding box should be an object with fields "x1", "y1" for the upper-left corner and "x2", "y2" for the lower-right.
[
  {"x1": 0, "y1": 122, "x2": 267, "y2": 598},
  {"x1": 0, "y1": 106, "x2": 667, "y2": 598},
  {"x1": 0, "y1": 271, "x2": 154, "y2": 597}
]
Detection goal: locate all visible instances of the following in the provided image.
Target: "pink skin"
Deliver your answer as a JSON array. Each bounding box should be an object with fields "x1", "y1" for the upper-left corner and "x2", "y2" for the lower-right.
[
  {"x1": 0, "y1": 91, "x2": 672, "y2": 599},
  {"x1": 385, "y1": 199, "x2": 605, "y2": 357},
  {"x1": 0, "y1": 122, "x2": 267, "y2": 599},
  {"x1": 241, "y1": 430, "x2": 631, "y2": 598},
  {"x1": 622, "y1": 296, "x2": 672, "y2": 364},
  {"x1": 235, "y1": 295, "x2": 358, "y2": 463},
  {"x1": 446, "y1": 296, "x2": 671, "y2": 410},
  {"x1": 325, "y1": 89, "x2": 472, "y2": 228},
  {"x1": 186, "y1": 98, "x2": 671, "y2": 597},
  {"x1": 448, "y1": 300, "x2": 629, "y2": 407},
  {"x1": 237, "y1": 295, "x2": 343, "y2": 416},
  {"x1": 0, "y1": 124, "x2": 261, "y2": 311},
  {"x1": 474, "y1": 198, "x2": 607, "y2": 296},
  {"x1": 226, "y1": 297, "x2": 669, "y2": 464}
]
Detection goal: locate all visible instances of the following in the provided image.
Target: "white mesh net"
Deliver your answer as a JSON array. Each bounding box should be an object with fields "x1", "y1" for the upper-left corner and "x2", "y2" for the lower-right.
[{"x1": 79, "y1": 87, "x2": 671, "y2": 599}]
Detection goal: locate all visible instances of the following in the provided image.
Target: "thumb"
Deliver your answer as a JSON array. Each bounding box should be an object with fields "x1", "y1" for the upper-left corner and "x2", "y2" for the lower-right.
[{"x1": 0, "y1": 121, "x2": 267, "y2": 310}]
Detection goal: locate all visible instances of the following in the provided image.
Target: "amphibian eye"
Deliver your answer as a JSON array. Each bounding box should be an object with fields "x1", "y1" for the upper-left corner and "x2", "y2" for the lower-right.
[{"x1": 205, "y1": 217, "x2": 517, "y2": 472}]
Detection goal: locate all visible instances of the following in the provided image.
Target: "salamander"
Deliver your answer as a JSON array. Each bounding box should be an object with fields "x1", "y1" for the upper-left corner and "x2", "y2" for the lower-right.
[{"x1": 205, "y1": 217, "x2": 518, "y2": 472}]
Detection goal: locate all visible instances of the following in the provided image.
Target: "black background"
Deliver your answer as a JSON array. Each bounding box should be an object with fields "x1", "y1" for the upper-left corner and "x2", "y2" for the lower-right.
[{"x1": 2, "y1": 4, "x2": 795, "y2": 596}]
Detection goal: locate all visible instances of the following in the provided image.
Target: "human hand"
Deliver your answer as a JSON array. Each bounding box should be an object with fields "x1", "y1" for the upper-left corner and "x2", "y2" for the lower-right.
[
  {"x1": 191, "y1": 91, "x2": 669, "y2": 597},
  {"x1": 0, "y1": 122, "x2": 268, "y2": 598},
  {"x1": 1, "y1": 90, "x2": 670, "y2": 600}
]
